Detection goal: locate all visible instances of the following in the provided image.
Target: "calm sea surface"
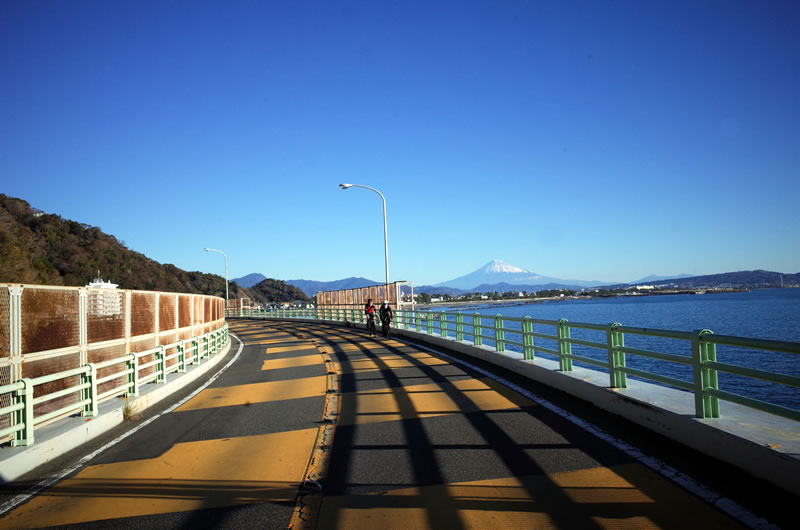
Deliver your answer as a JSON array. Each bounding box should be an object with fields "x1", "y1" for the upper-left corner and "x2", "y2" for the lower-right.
[{"x1": 429, "y1": 288, "x2": 800, "y2": 410}]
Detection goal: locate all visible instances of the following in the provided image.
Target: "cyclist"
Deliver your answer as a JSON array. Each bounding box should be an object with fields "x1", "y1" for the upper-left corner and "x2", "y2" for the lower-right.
[
  {"x1": 364, "y1": 298, "x2": 377, "y2": 336},
  {"x1": 379, "y1": 300, "x2": 393, "y2": 337}
]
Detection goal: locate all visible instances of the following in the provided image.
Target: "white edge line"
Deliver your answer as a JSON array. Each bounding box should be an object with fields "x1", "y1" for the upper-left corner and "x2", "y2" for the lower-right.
[
  {"x1": 0, "y1": 334, "x2": 245, "y2": 517},
  {"x1": 400, "y1": 338, "x2": 778, "y2": 530}
]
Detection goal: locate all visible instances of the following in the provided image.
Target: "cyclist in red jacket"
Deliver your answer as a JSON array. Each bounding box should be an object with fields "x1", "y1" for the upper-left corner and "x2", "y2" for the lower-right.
[{"x1": 364, "y1": 298, "x2": 377, "y2": 336}]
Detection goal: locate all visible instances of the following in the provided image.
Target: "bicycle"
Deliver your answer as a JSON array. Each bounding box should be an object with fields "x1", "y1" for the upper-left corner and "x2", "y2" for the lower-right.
[{"x1": 381, "y1": 317, "x2": 391, "y2": 338}]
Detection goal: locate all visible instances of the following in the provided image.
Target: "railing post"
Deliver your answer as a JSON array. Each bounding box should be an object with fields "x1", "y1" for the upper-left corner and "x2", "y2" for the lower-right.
[
  {"x1": 177, "y1": 341, "x2": 186, "y2": 373},
  {"x1": 692, "y1": 329, "x2": 720, "y2": 418},
  {"x1": 156, "y1": 346, "x2": 166, "y2": 383},
  {"x1": 126, "y1": 353, "x2": 139, "y2": 397},
  {"x1": 192, "y1": 337, "x2": 199, "y2": 364},
  {"x1": 456, "y1": 312, "x2": 464, "y2": 341},
  {"x1": 81, "y1": 364, "x2": 98, "y2": 417},
  {"x1": 415, "y1": 311, "x2": 421, "y2": 332},
  {"x1": 201, "y1": 336, "x2": 207, "y2": 363},
  {"x1": 495, "y1": 315, "x2": 505, "y2": 352},
  {"x1": 557, "y1": 319, "x2": 572, "y2": 371},
  {"x1": 439, "y1": 313, "x2": 447, "y2": 337},
  {"x1": 13, "y1": 378, "x2": 34, "y2": 446},
  {"x1": 79, "y1": 289, "x2": 87, "y2": 366},
  {"x1": 9, "y1": 285, "x2": 22, "y2": 383},
  {"x1": 473, "y1": 313, "x2": 482, "y2": 347},
  {"x1": 606, "y1": 323, "x2": 626, "y2": 388},
  {"x1": 522, "y1": 317, "x2": 534, "y2": 360},
  {"x1": 426, "y1": 313, "x2": 433, "y2": 334},
  {"x1": 403, "y1": 310, "x2": 409, "y2": 330}
]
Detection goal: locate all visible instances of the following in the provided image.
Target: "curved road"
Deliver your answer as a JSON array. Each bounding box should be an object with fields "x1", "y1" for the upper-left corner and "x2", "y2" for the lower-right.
[{"x1": 0, "y1": 319, "x2": 769, "y2": 528}]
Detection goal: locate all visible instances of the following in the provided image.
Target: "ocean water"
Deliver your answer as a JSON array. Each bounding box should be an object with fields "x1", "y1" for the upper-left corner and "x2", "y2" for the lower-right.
[{"x1": 418, "y1": 288, "x2": 800, "y2": 411}]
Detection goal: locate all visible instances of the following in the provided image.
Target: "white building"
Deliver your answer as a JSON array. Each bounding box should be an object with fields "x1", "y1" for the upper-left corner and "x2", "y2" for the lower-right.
[{"x1": 86, "y1": 276, "x2": 122, "y2": 317}]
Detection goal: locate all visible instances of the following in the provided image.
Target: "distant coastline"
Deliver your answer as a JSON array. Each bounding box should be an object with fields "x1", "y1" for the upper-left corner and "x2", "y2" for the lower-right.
[
  {"x1": 413, "y1": 296, "x2": 569, "y2": 311},
  {"x1": 411, "y1": 287, "x2": 761, "y2": 310}
]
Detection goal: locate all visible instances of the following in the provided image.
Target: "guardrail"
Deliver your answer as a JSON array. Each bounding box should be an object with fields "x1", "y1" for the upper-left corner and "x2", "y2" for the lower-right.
[
  {"x1": 1, "y1": 284, "x2": 228, "y2": 446},
  {"x1": 0, "y1": 325, "x2": 228, "y2": 446},
  {"x1": 230, "y1": 307, "x2": 800, "y2": 422}
]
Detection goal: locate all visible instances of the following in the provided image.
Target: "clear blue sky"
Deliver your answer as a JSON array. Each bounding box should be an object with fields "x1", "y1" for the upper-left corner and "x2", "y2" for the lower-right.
[{"x1": 2, "y1": 0, "x2": 798, "y2": 286}]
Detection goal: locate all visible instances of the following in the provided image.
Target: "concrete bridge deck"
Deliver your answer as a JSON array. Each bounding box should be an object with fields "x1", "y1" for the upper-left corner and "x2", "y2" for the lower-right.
[{"x1": 0, "y1": 319, "x2": 793, "y2": 528}]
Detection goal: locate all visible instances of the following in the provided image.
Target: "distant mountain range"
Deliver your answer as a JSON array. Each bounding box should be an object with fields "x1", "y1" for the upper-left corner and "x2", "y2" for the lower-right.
[
  {"x1": 231, "y1": 273, "x2": 268, "y2": 287},
  {"x1": 235, "y1": 259, "x2": 800, "y2": 299},
  {"x1": 629, "y1": 273, "x2": 694, "y2": 284},
  {"x1": 286, "y1": 277, "x2": 382, "y2": 297},
  {"x1": 233, "y1": 275, "x2": 384, "y2": 297},
  {"x1": 621, "y1": 270, "x2": 799, "y2": 289}
]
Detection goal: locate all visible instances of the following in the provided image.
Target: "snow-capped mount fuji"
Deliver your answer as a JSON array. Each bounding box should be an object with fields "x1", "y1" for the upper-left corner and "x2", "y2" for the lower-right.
[
  {"x1": 483, "y1": 260, "x2": 528, "y2": 274},
  {"x1": 434, "y1": 259, "x2": 606, "y2": 290}
]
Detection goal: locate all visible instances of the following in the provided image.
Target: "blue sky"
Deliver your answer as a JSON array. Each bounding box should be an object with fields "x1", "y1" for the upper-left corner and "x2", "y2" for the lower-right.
[{"x1": 2, "y1": 0, "x2": 798, "y2": 286}]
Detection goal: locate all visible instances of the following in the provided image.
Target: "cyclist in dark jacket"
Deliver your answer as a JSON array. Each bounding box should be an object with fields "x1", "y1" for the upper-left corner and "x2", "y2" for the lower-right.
[{"x1": 379, "y1": 300, "x2": 393, "y2": 337}]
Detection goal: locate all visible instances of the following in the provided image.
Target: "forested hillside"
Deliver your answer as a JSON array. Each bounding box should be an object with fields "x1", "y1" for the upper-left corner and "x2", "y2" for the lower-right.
[{"x1": 0, "y1": 195, "x2": 308, "y2": 303}]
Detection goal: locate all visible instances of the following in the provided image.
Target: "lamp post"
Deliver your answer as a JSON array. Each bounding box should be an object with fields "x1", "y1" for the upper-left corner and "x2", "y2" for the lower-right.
[
  {"x1": 339, "y1": 183, "x2": 389, "y2": 291},
  {"x1": 203, "y1": 248, "x2": 228, "y2": 300}
]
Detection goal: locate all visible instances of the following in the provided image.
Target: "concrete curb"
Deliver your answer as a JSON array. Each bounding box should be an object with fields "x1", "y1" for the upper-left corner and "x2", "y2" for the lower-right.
[{"x1": 0, "y1": 341, "x2": 232, "y2": 484}]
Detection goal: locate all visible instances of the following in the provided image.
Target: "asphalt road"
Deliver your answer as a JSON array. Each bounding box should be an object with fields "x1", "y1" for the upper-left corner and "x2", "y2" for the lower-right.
[
  {"x1": 0, "y1": 319, "x2": 792, "y2": 528},
  {"x1": 0, "y1": 321, "x2": 327, "y2": 529}
]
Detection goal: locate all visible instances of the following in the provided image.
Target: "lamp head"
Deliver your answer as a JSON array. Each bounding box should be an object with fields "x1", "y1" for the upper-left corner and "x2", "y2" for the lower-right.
[
  {"x1": 339, "y1": 183, "x2": 352, "y2": 189},
  {"x1": 203, "y1": 248, "x2": 210, "y2": 252}
]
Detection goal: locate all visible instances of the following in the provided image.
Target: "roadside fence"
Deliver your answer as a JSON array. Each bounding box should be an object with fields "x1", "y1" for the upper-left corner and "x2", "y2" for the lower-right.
[{"x1": 1, "y1": 284, "x2": 228, "y2": 446}]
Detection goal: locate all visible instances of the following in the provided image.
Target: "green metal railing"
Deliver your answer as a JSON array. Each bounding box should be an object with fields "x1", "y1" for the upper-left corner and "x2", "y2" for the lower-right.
[
  {"x1": 0, "y1": 325, "x2": 228, "y2": 446},
  {"x1": 232, "y1": 307, "x2": 800, "y2": 422}
]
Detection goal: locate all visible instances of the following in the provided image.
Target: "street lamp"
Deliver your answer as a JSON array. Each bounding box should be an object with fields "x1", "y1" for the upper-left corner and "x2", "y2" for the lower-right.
[
  {"x1": 203, "y1": 248, "x2": 228, "y2": 300},
  {"x1": 339, "y1": 183, "x2": 389, "y2": 290}
]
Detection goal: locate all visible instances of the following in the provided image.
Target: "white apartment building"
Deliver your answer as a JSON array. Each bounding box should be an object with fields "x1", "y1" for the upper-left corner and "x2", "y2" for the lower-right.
[{"x1": 86, "y1": 276, "x2": 122, "y2": 317}]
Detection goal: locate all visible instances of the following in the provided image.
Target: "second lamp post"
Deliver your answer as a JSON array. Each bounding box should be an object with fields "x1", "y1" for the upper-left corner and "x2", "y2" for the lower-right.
[{"x1": 203, "y1": 247, "x2": 228, "y2": 300}]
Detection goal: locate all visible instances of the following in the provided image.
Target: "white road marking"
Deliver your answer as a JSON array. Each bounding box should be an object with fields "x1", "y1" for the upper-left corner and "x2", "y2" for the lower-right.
[{"x1": 0, "y1": 334, "x2": 245, "y2": 517}]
